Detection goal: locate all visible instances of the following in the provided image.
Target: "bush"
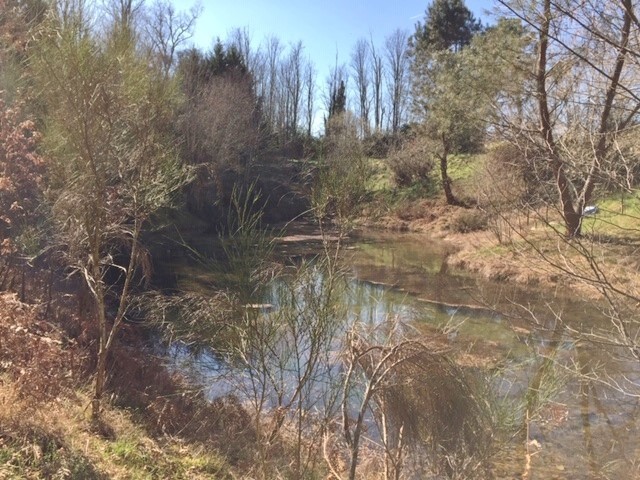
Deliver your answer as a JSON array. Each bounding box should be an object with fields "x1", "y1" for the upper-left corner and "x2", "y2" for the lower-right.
[
  {"x1": 448, "y1": 208, "x2": 488, "y2": 233},
  {"x1": 387, "y1": 137, "x2": 435, "y2": 189},
  {"x1": 0, "y1": 94, "x2": 46, "y2": 255},
  {"x1": 362, "y1": 132, "x2": 397, "y2": 158},
  {"x1": 0, "y1": 292, "x2": 83, "y2": 404},
  {"x1": 477, "y1": 142, "x2": 553, "y2": 209}
]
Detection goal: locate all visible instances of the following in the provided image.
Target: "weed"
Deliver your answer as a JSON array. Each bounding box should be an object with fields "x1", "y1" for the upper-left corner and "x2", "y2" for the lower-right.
[
  {"x1": 387, "y1": 137, "x2": 435, "y2": 190},
  {"x1": 0, "y1": 292, "x2": 83, "y2": 403}
]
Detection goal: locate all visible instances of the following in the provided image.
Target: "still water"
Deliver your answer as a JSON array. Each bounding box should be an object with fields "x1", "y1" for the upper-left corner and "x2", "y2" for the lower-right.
[
  {"x1": 162, "y1": 225, "x2": 640, "y2": 479},
  {"x1": 345, "y1": 230, "x2": 640, "y2": 479}
]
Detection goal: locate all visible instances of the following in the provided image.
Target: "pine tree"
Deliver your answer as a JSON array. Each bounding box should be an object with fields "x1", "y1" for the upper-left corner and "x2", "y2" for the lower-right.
[{"x1": 412, "y1": 0, "x2": 481, "y2": 53}]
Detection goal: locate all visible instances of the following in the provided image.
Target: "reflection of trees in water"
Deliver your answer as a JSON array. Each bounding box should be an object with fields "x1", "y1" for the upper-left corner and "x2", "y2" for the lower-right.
[
  {"x1": 575, "y1": 344, "x2": 640, "y2": 479},
  {"x1": 513, "y1": 312, "x2": 640, "y2": 479},
  {"x1": 163, "y1": 228, "x2": 640, "y2": 478}
]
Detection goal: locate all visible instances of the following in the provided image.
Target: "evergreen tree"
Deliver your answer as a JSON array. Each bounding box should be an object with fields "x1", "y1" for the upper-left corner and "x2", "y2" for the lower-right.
[
  {"x1": 329, "y1": 80, "x2": 346, "y2": 117},
  {"x1": 207, "y1": 39, "x2": 247, "y2": 78},
  {"x1": 412, "y1": 0, "x2": 481, "y2": 53},
  {"x1": 410, "y1": 0, "x2": 484, "y2": 205}
]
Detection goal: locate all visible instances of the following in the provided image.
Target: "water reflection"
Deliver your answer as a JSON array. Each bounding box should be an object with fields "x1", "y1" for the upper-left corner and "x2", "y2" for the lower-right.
[{"x1": 161, "y1": 227, "x2": 640, "y2": 478}]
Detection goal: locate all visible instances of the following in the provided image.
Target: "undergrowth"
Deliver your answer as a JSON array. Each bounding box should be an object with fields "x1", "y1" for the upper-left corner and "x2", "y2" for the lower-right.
[{"x1": 0, "y1": 284, "x2": 238, "y2": 479}]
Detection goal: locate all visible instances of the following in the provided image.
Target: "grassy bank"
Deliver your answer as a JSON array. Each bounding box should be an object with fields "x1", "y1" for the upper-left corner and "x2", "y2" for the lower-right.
[
  {"x1": 0, "y1": 386, "x2": 232, "y2": 479},
  {"x1": 0, "y1": 292, "x2": 238, "y2": 479},
  {"x1": 358, "y1": 152, "x2": 640, "y2": 298}
]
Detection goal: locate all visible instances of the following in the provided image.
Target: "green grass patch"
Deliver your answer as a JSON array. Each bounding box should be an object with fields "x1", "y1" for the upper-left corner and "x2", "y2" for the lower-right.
[
  {"x1": 103, "y1": 437, "x2": 232, "y2": 480},
  {"x1": 362, "y1": 153, "x2": 486, "y2": 207},
  {"x1": 447, "y1": 153, "x2": 485, "y2": 182},
  {"x1": 366, "y1": 158, "x2": 394, "y2": 192},
  {"x1": 581, "y1": 191, "x2": 640, "y2": 238},
  {"x1": 474, "y1": 243, "x2": 512, "y2": 258},
  {"x1": 106, "y1": 439, "x2": 154, "y2": 472}
]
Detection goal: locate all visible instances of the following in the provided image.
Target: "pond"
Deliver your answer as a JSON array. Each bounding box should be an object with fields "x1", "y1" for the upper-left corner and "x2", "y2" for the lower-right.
[{"x1": 156, "y1": 224, "x2": 640, "y2": 479}]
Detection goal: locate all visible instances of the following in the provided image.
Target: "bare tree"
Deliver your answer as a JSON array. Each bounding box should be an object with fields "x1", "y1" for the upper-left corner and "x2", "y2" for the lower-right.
[
  {"x1": 281, "y1": 41, "x2": 304, "y2": 140},
  {"x1": 304, "y1": 59, "x2": 316, "y2": 137},
  {"x1": 263, "y1": 35, "x2": 283, "y2": 132},
  {"x1": 351, "y1": 38, "x2": 371, "y2": 137},
  {"x1": 481, "y1": 0, "x2": 640, "y2": 421},
  {"x1": 227, "y1": 26, "x2": 258, "y2": 75},
  {"x1": 104, "y1": 0, "x2": 144, "y2": 32},
  {"x1": 243, "y1": 35, "x2": 313, "y2": 145},
  {"x1": 143, "y1": 0, "x2": 199, "y2": 76},
  {"x1": 370, "y1": 36, "x2": 385, "y2": 133},
  {"x1": 53, "y1": 0, "x2": 94, "y2": 33},
  {"x1": 181, "y1": 71, "x2": 261, "y2": 213},
  {"x1": 497, "y1": 0, "x2": 638, "y2": 237},
  {"x1": 385, "y1": 29, "x2": 410, "y2": 134}
]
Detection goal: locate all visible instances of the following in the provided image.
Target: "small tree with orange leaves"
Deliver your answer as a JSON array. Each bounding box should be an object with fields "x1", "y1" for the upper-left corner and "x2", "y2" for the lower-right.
[{"x1": 0, "y1": 94, "x2": 45, "y2": 256}]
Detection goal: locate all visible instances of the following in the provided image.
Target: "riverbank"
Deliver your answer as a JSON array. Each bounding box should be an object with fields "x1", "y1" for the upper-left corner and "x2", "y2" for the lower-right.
[
  {"x1": 2, "y1": 215, "x2": 637, "y2": 478},
  {"x1": 356, "y1": 196, "x2": 640, "y2": 301},
  {"x1": 0, "y1": 291, "x2": 244, "y2": 478}
]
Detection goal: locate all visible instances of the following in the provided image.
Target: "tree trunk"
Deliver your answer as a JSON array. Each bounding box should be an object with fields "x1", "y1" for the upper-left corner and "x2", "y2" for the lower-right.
[
  {"x1": 580, "y1": 0, "x2": 632, "y2": 220},
  {"x1": 93, "y1": 345, "x2": 107, "y2": 421},
  {"x1": 564, "y1": 209, "x2": 583, "y2": 238},
  {"x1": 536, "y1": 0, "x2": 581, "y2": 237},
  {"x1": 89, "y1": 247, "x2": 107, "y2": 421},
  {"x1": 92, "y1": 284, "x2": 108, "y2": 419},
  {"x1": 438, "y1": 139, "x2": 462, "y2": 206}
]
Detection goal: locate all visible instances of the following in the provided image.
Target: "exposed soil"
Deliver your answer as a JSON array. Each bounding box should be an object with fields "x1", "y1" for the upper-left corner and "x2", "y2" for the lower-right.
[{"x1": 358, "y1": 198, "x2": 456, "y2": 233}]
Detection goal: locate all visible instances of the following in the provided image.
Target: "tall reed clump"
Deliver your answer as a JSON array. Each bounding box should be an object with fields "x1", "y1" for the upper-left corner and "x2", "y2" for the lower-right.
[{"x1": 222, "y1": 185, "x2": 349, "y2": 478}]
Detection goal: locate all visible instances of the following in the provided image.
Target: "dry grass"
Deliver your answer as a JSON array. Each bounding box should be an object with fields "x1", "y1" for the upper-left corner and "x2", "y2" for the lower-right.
[
  {"x1": 0, "y1": 291, "x2": 241, "y2": 479},
  {"x1": 106, "y1": 340, "x2": 255, "y2": 448},
  {"x1": 0, "y1": 381, "x2": 233, "y2": 479},
  {"x1": 446, "y1": 211, "x2": 640, "y2": 301},
  {"x1": 0, "y1": 287, "x2": 248, "y2": 479},
  {"x1": 0, "y1": 292, "x2": 85, "y2": 403}
]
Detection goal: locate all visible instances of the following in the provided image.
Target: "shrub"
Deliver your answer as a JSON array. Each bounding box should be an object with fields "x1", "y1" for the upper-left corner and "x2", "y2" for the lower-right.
[
  {"x1": 387, "y1": 137, "x2": 435, "y2": 189},
  {"x1": 313, "y1": 114, "x2": 372, "y2": 222},
  {"x1": 476, "y1": 142, "x2": 553, "y2": 209},
  {"x1": 0, "y1": 427, "x2": 102, "y2": 480},
  {"x1": 448, "y1": 208, "x2": 488, "y2": 233},
  {"x1": 362, "y1": 132, "x2": 398, "y2": 158},
  {"x1": 0, "y1": 94, "x2": 46, "y2": 255},
  {"x1": 0, "y1": 293, "x2": 82, "y2": 404}
]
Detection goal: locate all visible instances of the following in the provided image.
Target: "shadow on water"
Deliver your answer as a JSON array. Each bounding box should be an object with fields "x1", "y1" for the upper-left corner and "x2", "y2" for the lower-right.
[{"x1": 155, "y1": 225, "x2": 640, "y2": 479}]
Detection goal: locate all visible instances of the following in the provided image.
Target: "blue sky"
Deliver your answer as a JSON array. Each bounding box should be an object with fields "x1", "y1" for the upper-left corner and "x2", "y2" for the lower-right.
[{"x1": 170, "y1": 0, "x2": 494, "y2": 79}]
